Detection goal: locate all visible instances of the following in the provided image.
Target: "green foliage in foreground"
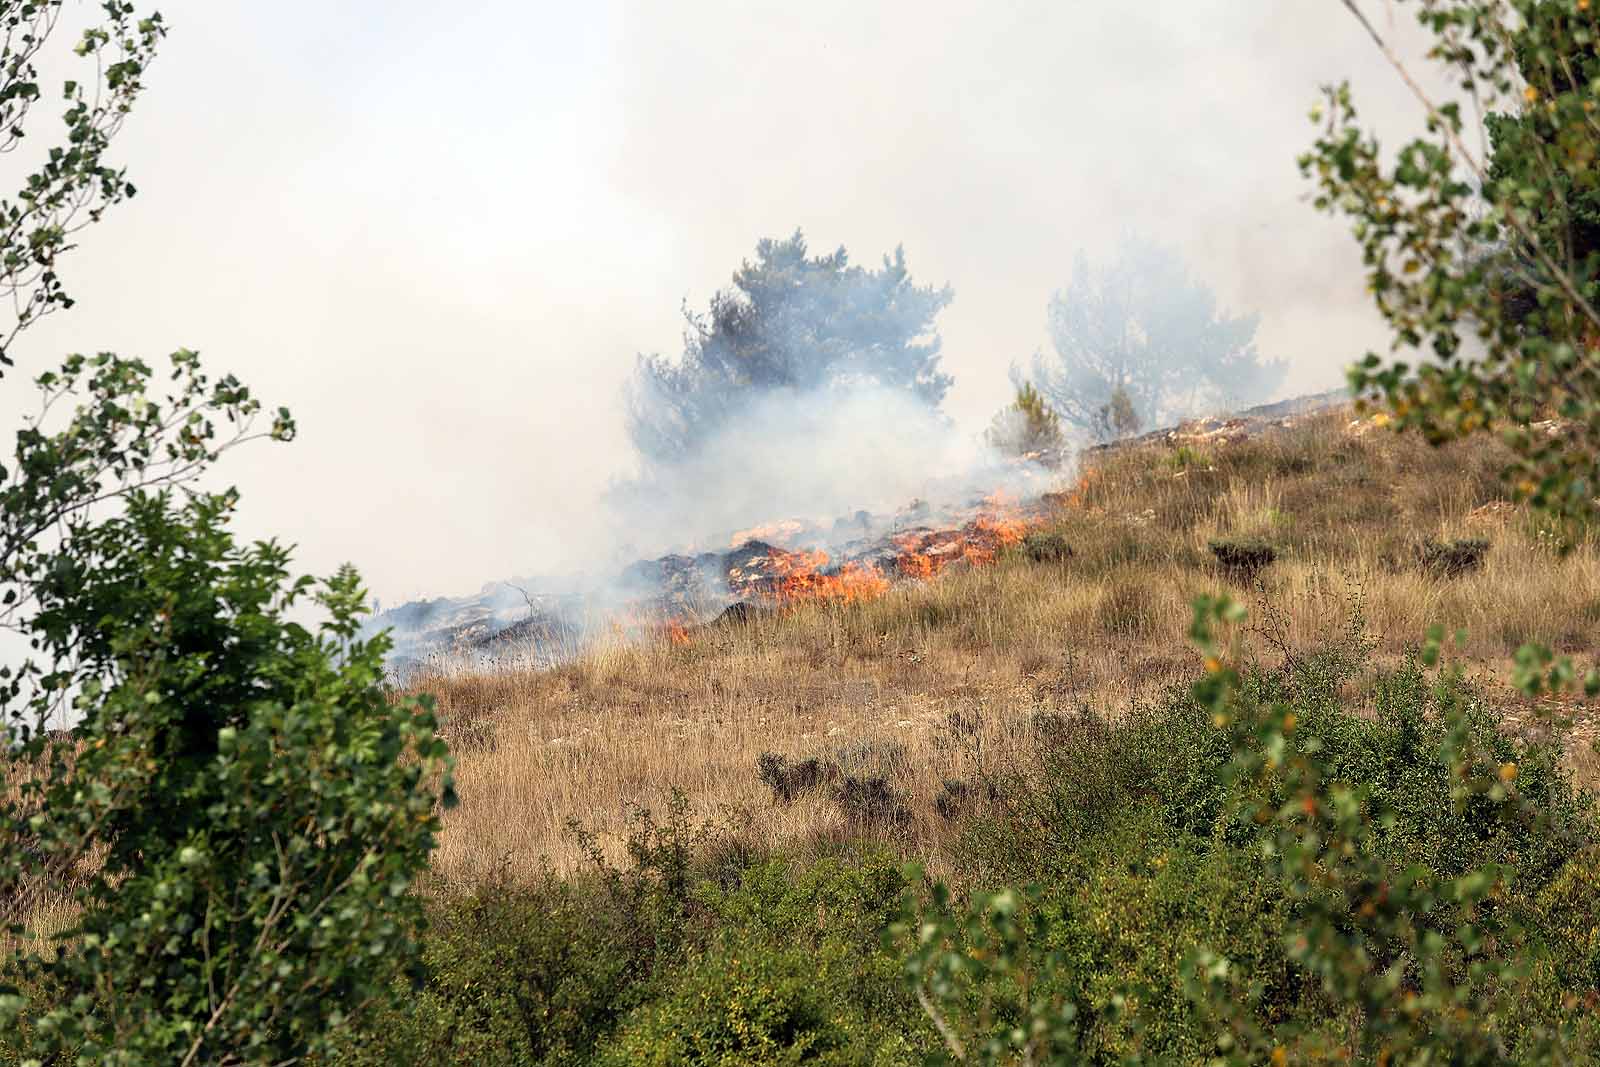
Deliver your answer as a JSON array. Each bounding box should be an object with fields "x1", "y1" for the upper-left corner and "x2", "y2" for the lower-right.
[
  {"x1": 1305, "y1": 0, "x2": 1600, "y2": 528},
  {"x1": 315, "y1": 627, "x2": 1599, "y2": 1066},
  {"x1": 0, "y1": 491, "x2": 455, "y2": 1065},
  {"x1": 0, "y1": 7, "x2": 458, "y2": 1063}
]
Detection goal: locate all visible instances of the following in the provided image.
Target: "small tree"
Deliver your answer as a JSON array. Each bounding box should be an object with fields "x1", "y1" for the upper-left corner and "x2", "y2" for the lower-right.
[
  {"x1": 1302, "y1": 0, "x2": 1600, "y2": 527},
  {"x1": 2, "y1": 490, "x2": 453, "y2": 1064},
  {"x1": 985, "y1": 381, "x2": 1065, "y2": 461},
  {"x1": 1090, "y1": 383, "x2": 1141, "y2": 443},
  {"x1": 626, "y1": 229, "x2": 955, "y2": 466},
  {"x1": 0, "y1": 7, "x2": 454, "y2": 1062},
  {"x1": 1021, "y1": 238, "x2": 1286, "y2": 438}
]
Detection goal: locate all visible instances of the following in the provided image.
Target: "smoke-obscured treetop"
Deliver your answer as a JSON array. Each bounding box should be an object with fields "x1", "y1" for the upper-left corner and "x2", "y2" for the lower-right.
[
  {"x1": 626, "y1": 230, "x2": 954, "y2": 466},
  {"x1": 1020, "y1": 237, "x2": 1287, "y2": 438}
]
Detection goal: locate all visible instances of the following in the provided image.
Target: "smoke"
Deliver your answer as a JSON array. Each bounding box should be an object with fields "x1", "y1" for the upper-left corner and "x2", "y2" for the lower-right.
[
  {"x1": 603, "y1": 381, "x2": 1012, "y2": 561},
  {"x1": 1021, "y1": 235, "x2": 1287, "y2": 442},
  {"x1": 377, "y1": 224, "x2": 1320, "y2": 666}
]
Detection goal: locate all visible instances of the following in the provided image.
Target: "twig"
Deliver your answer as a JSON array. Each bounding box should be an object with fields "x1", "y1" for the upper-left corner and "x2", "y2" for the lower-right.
[
  {"x1": 1338, "y1": 0, "x2": 1600, "y2": 334},
  {"x1": 917, "y1": 986, "x2": 967, "y2": 1062}
]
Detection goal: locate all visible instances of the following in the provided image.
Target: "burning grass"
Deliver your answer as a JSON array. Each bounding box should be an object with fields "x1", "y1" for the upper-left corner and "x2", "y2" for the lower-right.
[
  {"x1": 412, "y1": 406, "x2": 1600, "y2": 886},
  {"x1": 891, "y1": 493, "x2": 1031, "y2": 578},
  {"x1": 741, "y1": 548, "x2": 890, "y2": 604},
  {"x1": 718, "y1": 492, "x2": 1036, "y2": 608}
]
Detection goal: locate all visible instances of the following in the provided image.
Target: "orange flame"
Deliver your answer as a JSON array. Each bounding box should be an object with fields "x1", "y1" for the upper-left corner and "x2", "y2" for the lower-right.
[
  {"x1": 758, "y1": 548, "x2": 890, "y2": 605},
  {"x1": 893, "y1": 493, "x2": 1030, "y2": 577}
]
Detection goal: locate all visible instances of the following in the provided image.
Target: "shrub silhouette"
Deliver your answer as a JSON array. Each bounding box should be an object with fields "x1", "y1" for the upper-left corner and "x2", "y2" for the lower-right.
[
  {"x1": 756, "y1": 753, "x2": 830, "y2": 803},
  {"x1": 835, "y1": 776, "x2": 910, "y2": 826},
  {"x1": 1415, "y1": 536, "x2": 1490, "y2": 578},
  {"x1": 1208, "y1": 536, "x2": 1277, "y2": 578},
  {"x1": 1023, "y1": 532, "x2": 1074, "y2": 563}
]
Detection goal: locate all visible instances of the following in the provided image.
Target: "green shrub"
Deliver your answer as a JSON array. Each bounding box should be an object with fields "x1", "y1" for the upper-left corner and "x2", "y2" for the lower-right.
[
  {"x1": 898, "y1": 812, "x2": 1296, "y2": 1066},
  {"x1": 1184, "y1": 598, "x2": 1598, "y2": 1064},
  {"x1": 0, "y1": 9, "x2": 457, "y2": 1063},
  {"x1": 1, "y1": 495, "x2": 452, "y2": 1065},
  {"x1": 697, "y1": 857, "x2": 906, "y2": 958},
  {"x1": 595, "y1": 939, "x2": 853, "y2": 1066},
  {"x1": 324, "y1": 875, "x2": 639, "y2": 1067},
  {"x1": 929, "y1": 617, "x2": 1599, "y2": 1066},
  {"x1": 988, "y1": 697, "x2": 1231, "y2": 858},
  {"x1": 1532, "y1": 846, "x2": 1600, "y2": 995},
  {"x1": 1045, "y1": 809, "x2": 1297, "y2": 1063}
]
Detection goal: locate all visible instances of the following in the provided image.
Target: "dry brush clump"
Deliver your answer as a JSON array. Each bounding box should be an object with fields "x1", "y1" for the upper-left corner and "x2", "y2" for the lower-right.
[
  {"x1": 413, "y1": 406, "x2": 1600, "y2": 887},
  {"x1": 0, "y1": 738, "x2": 96, "y2": 961}
]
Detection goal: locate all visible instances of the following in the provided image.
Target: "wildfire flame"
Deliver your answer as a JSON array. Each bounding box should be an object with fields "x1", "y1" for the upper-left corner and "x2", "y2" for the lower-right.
[
  {"x1": 892, "y1": 492, "x2": 1029, "y2": 578},
  {"x1": 650, "y1": 490, "x2": 1058, "y2": 645},
  {"x1": 734, "y1": 546, "x2": 891, "y2": 605},
  {"x1": 771, "y1": 555, "x2": 890, "y2": 604}
]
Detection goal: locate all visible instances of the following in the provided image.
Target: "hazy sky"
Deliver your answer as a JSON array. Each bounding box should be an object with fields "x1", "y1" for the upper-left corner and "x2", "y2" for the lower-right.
[{"x1": 10, "y1": 2, "x2": 1434, "y2": 605}]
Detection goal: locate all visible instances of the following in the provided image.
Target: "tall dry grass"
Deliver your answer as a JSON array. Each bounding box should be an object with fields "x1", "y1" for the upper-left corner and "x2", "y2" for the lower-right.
[
  {"x1": 0, "y1": 738, "x2": 92, "y2": 960},
  {"x1": 409, "y1": 408, "x2": 1600, "y2": 885}
]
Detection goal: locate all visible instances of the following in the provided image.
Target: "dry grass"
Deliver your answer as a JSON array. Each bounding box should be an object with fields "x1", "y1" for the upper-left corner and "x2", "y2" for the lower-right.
[
  {"x1": 0, "y1": 738, "x2": 91, "y2": 960},
  {"x1": 410, "y1": 408, "x2": 1600, "y2": 885}
]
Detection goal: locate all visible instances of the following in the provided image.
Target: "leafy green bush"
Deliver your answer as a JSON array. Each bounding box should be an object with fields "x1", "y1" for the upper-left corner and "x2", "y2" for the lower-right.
[
  {"x1": 1185, "y1": 599, "x2": 1598, "y2": 1065},
  {"x1": 598, "y1": 856, "x2": 914, "y2": 1066},
  {"x1": 596, "y1": 940, "x2": 852, "y2": 1066},
  {"x1": 0, "y1": 9, "x2": 456, "y2": 1062},
  {"x1": 1531, "y1": 845, "x2": 1600, "y2": 999},
  {"x1": 324, "y1": 793, "x2": 741, "y2": 1067},
  {"x1": 323, "y1": 874, "x2": 639, "y2": 1067},
  {"x1": 1, "y1": 494, "x2": 454, "y2": 1065},
  {"x1": 916, "y1": 606, "x2": 1598, "y2": 1066},
  {"x1": 325, "y1": 850, "x2": 917, "y2": 1067}
]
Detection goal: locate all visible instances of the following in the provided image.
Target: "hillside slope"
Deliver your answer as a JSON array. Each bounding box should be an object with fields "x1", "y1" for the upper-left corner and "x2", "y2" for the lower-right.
[{"x1": 413, "y1": 404, "x2": 1600, "y2": 882}]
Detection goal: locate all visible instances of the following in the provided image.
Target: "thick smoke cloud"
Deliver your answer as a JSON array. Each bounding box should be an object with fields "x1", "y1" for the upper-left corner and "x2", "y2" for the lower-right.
[
  {"x1": 5, "y1": 1, "x2": 1443, "y2": 607},
  {"x1": 604, "y1": 382, "x2": 1003, "y2": 562}
]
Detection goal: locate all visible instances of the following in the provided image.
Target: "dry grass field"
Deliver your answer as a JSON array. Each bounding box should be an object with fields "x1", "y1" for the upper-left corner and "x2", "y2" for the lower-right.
[{"x1": 412, "y1": 406, "x2": 1600, "y2": 884}]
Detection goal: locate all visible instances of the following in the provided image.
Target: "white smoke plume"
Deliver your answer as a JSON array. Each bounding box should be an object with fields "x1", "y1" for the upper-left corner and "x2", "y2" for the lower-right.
[{"x1": 602, "y1": 382, "x2": 1022, "y2": 561}]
